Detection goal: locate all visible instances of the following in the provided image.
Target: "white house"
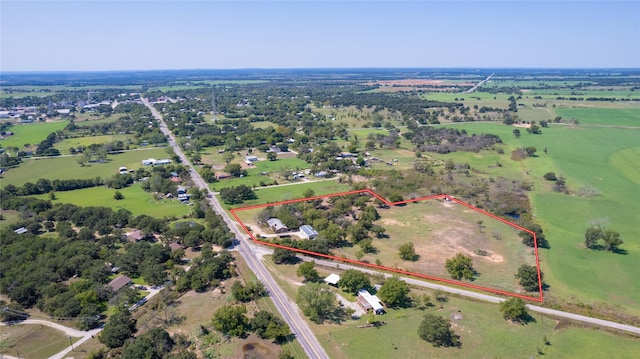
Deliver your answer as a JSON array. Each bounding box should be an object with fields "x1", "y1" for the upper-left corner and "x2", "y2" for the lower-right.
[
  {"x1": 245, "y1": 155, "x2": 258, "y2": 162},
  {"x1": 142, "y1": 158, "x2": 157, "y2": 166},
  {"x1": 299, "y1": 225, "x2": 319, "y2": 240}
]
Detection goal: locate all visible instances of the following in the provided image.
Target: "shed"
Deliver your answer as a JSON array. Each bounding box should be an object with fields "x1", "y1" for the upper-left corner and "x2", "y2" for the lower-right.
[
  {"x1": 357, "y1": 289, "x2": 385, "y2": 315},
  {"x1": 299, "y1": 225, "x2": 319, "y2": 240},
  {"x1": 108, "y1": 275, "x2": 132, "y2": 292},
  {"x1": 267, "y1": 218, "x2": 289, "y2": 233},
  {"x1": 245, "y1": 155, "x2": 258, "y2": 162},
  {"x1": 324, "y1": 273, "x2": 341, "y2": 287},
  {"x1": 13, "y1": 227, "x2": 28, "y2": 235}
]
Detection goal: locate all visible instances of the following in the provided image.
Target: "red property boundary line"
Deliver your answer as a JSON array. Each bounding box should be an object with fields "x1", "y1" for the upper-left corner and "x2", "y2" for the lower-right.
[{"x1": 230, "y1": 189, "x2": 544, "y2": 302}]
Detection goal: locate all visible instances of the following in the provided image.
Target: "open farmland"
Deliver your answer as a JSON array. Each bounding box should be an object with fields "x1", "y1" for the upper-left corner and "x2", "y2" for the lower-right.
[
  {"x1": 32, "y1": 182, "x2": 191, "y2": 218},
  {"x1": 0, "y1": 120, "x2": 69, "y2": 148},
  {"x1": 54, "y1": 134, "x2": 134, "y2": 154},
  {"x1": 1, "y1": 147, "x2": 171, "y2": 187}
]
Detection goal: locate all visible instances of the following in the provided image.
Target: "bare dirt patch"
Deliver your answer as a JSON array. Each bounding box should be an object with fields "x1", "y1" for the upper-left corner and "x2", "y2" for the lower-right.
[{"x1": 234, "y1": 333, "x2": 281, "y2": 359}]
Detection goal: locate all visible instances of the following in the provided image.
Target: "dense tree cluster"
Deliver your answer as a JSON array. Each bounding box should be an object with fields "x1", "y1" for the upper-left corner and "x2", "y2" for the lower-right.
[
  {"x1": 406, "y1": 127, "x2": 502, "y2": 154},
  {"x1": 515, "y1": 264, "x2": 542, "y2": 292},
  {"x1": 219, "y1": 185, "x2": 257, "y2": 204},
  {"x1": 296, "y1": 282, "x2": 338, "y2": 323},
  {"x1": 445, "y1": 253, "x2": 475, "y2": 281}
]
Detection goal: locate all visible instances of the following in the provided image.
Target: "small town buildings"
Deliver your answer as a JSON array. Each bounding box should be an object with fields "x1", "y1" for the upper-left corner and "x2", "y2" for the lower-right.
[
  {"x1": 267, "y1": 218, "x2": 289, "y2": 233},
  {"x1": 324, "y1": 273, "x2": 341, "y2": 287},
  {"x1": 108, "y1": 275, "x2": 132, "y2": 292},
  {"x1": 356, "y1": 289, "x2": 385, "y2": 315},
  {"x1": 299, "y1": 225, "x2": 319, "y2": 240},
  {"x1": 177, "y1": 186, "x2": 186, "y2": 194}
]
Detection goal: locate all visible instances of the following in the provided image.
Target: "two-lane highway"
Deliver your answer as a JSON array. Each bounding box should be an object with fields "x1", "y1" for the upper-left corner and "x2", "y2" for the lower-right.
[{"x1": 141, "y1": 98, "x2": 329, "y2": 359}]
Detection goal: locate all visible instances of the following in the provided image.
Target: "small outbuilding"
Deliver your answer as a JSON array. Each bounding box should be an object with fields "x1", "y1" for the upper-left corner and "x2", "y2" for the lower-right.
[
  {"x1": 324, "y1": 273, "x2": 341, "y2": 287},
  {"x1": 357, "y1": 289, "x2": 385, "y2": 315},
  {"x1": 299, "y1": 225, "x2": 319, "y2": 240}
]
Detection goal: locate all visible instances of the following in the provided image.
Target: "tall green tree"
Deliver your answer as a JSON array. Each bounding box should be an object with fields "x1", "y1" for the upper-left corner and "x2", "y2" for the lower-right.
[
  {"x1": 99, "y1": 309, "x2": 136, "y2": 348},
  {"x1": 398, "y1": 242, "x2": 418, "y2": 261},
  {"x1": 211, "y1": 304, "x2": 248, "y2": 337},
  {"x1": 445, "y1": 253, "x2": 475, "y2": 281},
  {"x1": 500, "y1": 297, "x2": 529, "y2": 323},
  {"x1": 417, "y1": 314, "x2": 460, "y2": 347},
  {"x1": 377, "y1": 277, "x2": 410, "y2": 307},
  {"x1": 337, "y1": 269, "x2": 371, "y2": 294},
  {"x1": 515, "y1": 264, "x2": 542, "y2": 292},
  {"x1": 296, "y1": 282, "x2": 337, "y2": 323},
  {"x1": 296, "y1": 261, "x2": 320, "y2": 282}
]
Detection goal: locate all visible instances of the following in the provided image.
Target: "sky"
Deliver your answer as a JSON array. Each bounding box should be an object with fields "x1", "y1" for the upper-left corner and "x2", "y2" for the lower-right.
[{"x1": 1, "y1": 0, "x2": 639, "y2": 71}]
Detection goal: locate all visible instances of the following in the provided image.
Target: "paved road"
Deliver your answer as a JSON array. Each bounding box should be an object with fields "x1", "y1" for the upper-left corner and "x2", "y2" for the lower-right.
[
  {"x1": 462, "y1": 73, "x2": 494, "y2": 94},
  {"x1": 141, "y1": 98, "x2": 330, "y2": 359}
]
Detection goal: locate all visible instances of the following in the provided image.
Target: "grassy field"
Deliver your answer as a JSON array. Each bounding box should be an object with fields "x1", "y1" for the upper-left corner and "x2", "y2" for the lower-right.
[
  {"x1": 32, "y1": 182, "x2": 191, "y2": 218},
  {"x1": 555, "y1": 107, "x2": 640, "y2": 127},
  {"x1": 429, "y1": 110, "x2": 640, "y2": 315},
  {"x1": 54, "y1": 134, "x2": 134, "y2": 154},
  {"x1": 1, "y1": 147, "x2": 170, "y2": 187},
  {"x1": 0, "y1": 324, "x2": 80, "y2": 359},
  {"x1": 0, "y1": 120, "x2": 69, "y2": 148},
  {"x1": 223, "y1": 180, "x2": 350, "y2": 210},
  {"x1": 263, "y1": 256, "x2": 640, "y2": 359}
]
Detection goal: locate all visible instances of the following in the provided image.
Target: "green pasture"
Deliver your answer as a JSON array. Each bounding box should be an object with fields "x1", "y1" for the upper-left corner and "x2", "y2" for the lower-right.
[
  {"x1": 1, "y1": 147, "x2": 170, "y2": 187},
  {"x1": 54, "y1": 134, "x2": 134, "y2": 154},
  {"x1": 432, "y1": 113, "x2": 640, "y2": 315},
  {"x1": 542, "y1": 327, "x2": 640, "y2": 358},
  {"x1": 0, "y1": 121, "x2": 69, "y2": 149},
  {"x1": 555, "y1": 108, "x2": 640, "y2": 127},
  {"x1": 208, "y1": 157, "x2": 311, "y2": 190},
  {"x1": 222, "y1": 180, "x2": 350, "y2": 209},
  {"x1": 33, "y1": 182, "x2": 191, "y2": 218},
  {"x1": 263, "y1": 257, "x2": 640, "y2": 359},
  {"x1": 0, "y1": 324, "x2": 80, "y2": 359}
]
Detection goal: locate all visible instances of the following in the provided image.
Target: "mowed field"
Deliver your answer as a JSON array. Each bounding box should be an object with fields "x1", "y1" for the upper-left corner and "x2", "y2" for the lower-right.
[
  {"x1": 0, "y1": 120, "x2": 69, "y2": 148},
  {"x1": 32, "y1": 182, "x2": 191, "y2": 218},
  {"x1": 0, "y1": 324, "x2": 80, "y2": 359},
  {"x1": 54, "y1": 134, "x2": 134, "y2": 154},
  {"x1": 263, "y1": 257, "x2": 640, "y2": 359},
  {"x1": 1, "y1": 147, "x2": 170, "y2": 187},
  {"x1": 427, "y1": 106, "x2": 640, "y2": 315}
]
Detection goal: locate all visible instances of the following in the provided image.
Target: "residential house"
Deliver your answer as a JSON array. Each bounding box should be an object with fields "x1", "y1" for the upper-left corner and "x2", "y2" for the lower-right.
[
  {"x1": 126, "y1": 229, "x2": 145, "y2": 242},
  {"x1": 108, "y1": 275, "x2": 132, "y2": 292},
  {"x1": 267, "y1": 218, "x2": 289, "y2": 233}
]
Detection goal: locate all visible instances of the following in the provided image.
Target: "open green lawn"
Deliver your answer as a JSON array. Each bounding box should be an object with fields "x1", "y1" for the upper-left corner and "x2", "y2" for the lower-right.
[
  {"x1": 1, "y1": 147, "x2": 170, "y2": 187},
  {"x1": 555, "y1": 107, "x2": 640, "y2": 127},
  {"x1": 33, "y1": 182, "x2": 191, "y2": 218},
  {"x1": 0, "y1": 120, "x2": 69, "y2": 148},
  {"x1": 54, "y1": 134, "x2": 134, "y2": 154},
  {"x1": 208, "y1": 157, "x2": 312, "y2": 190},
  {"x1": 431, "y1": 112, "x2": 640, "y2": 315},
  {"x1": 223, "y1": 180, "x2": 350, "y2": 209},
  {"x1": 263, "y1": 255, "x2": 640, "y2": 359},
  {"x1": 0, "y1": 324, "x2": 80, "y2": 359}
]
